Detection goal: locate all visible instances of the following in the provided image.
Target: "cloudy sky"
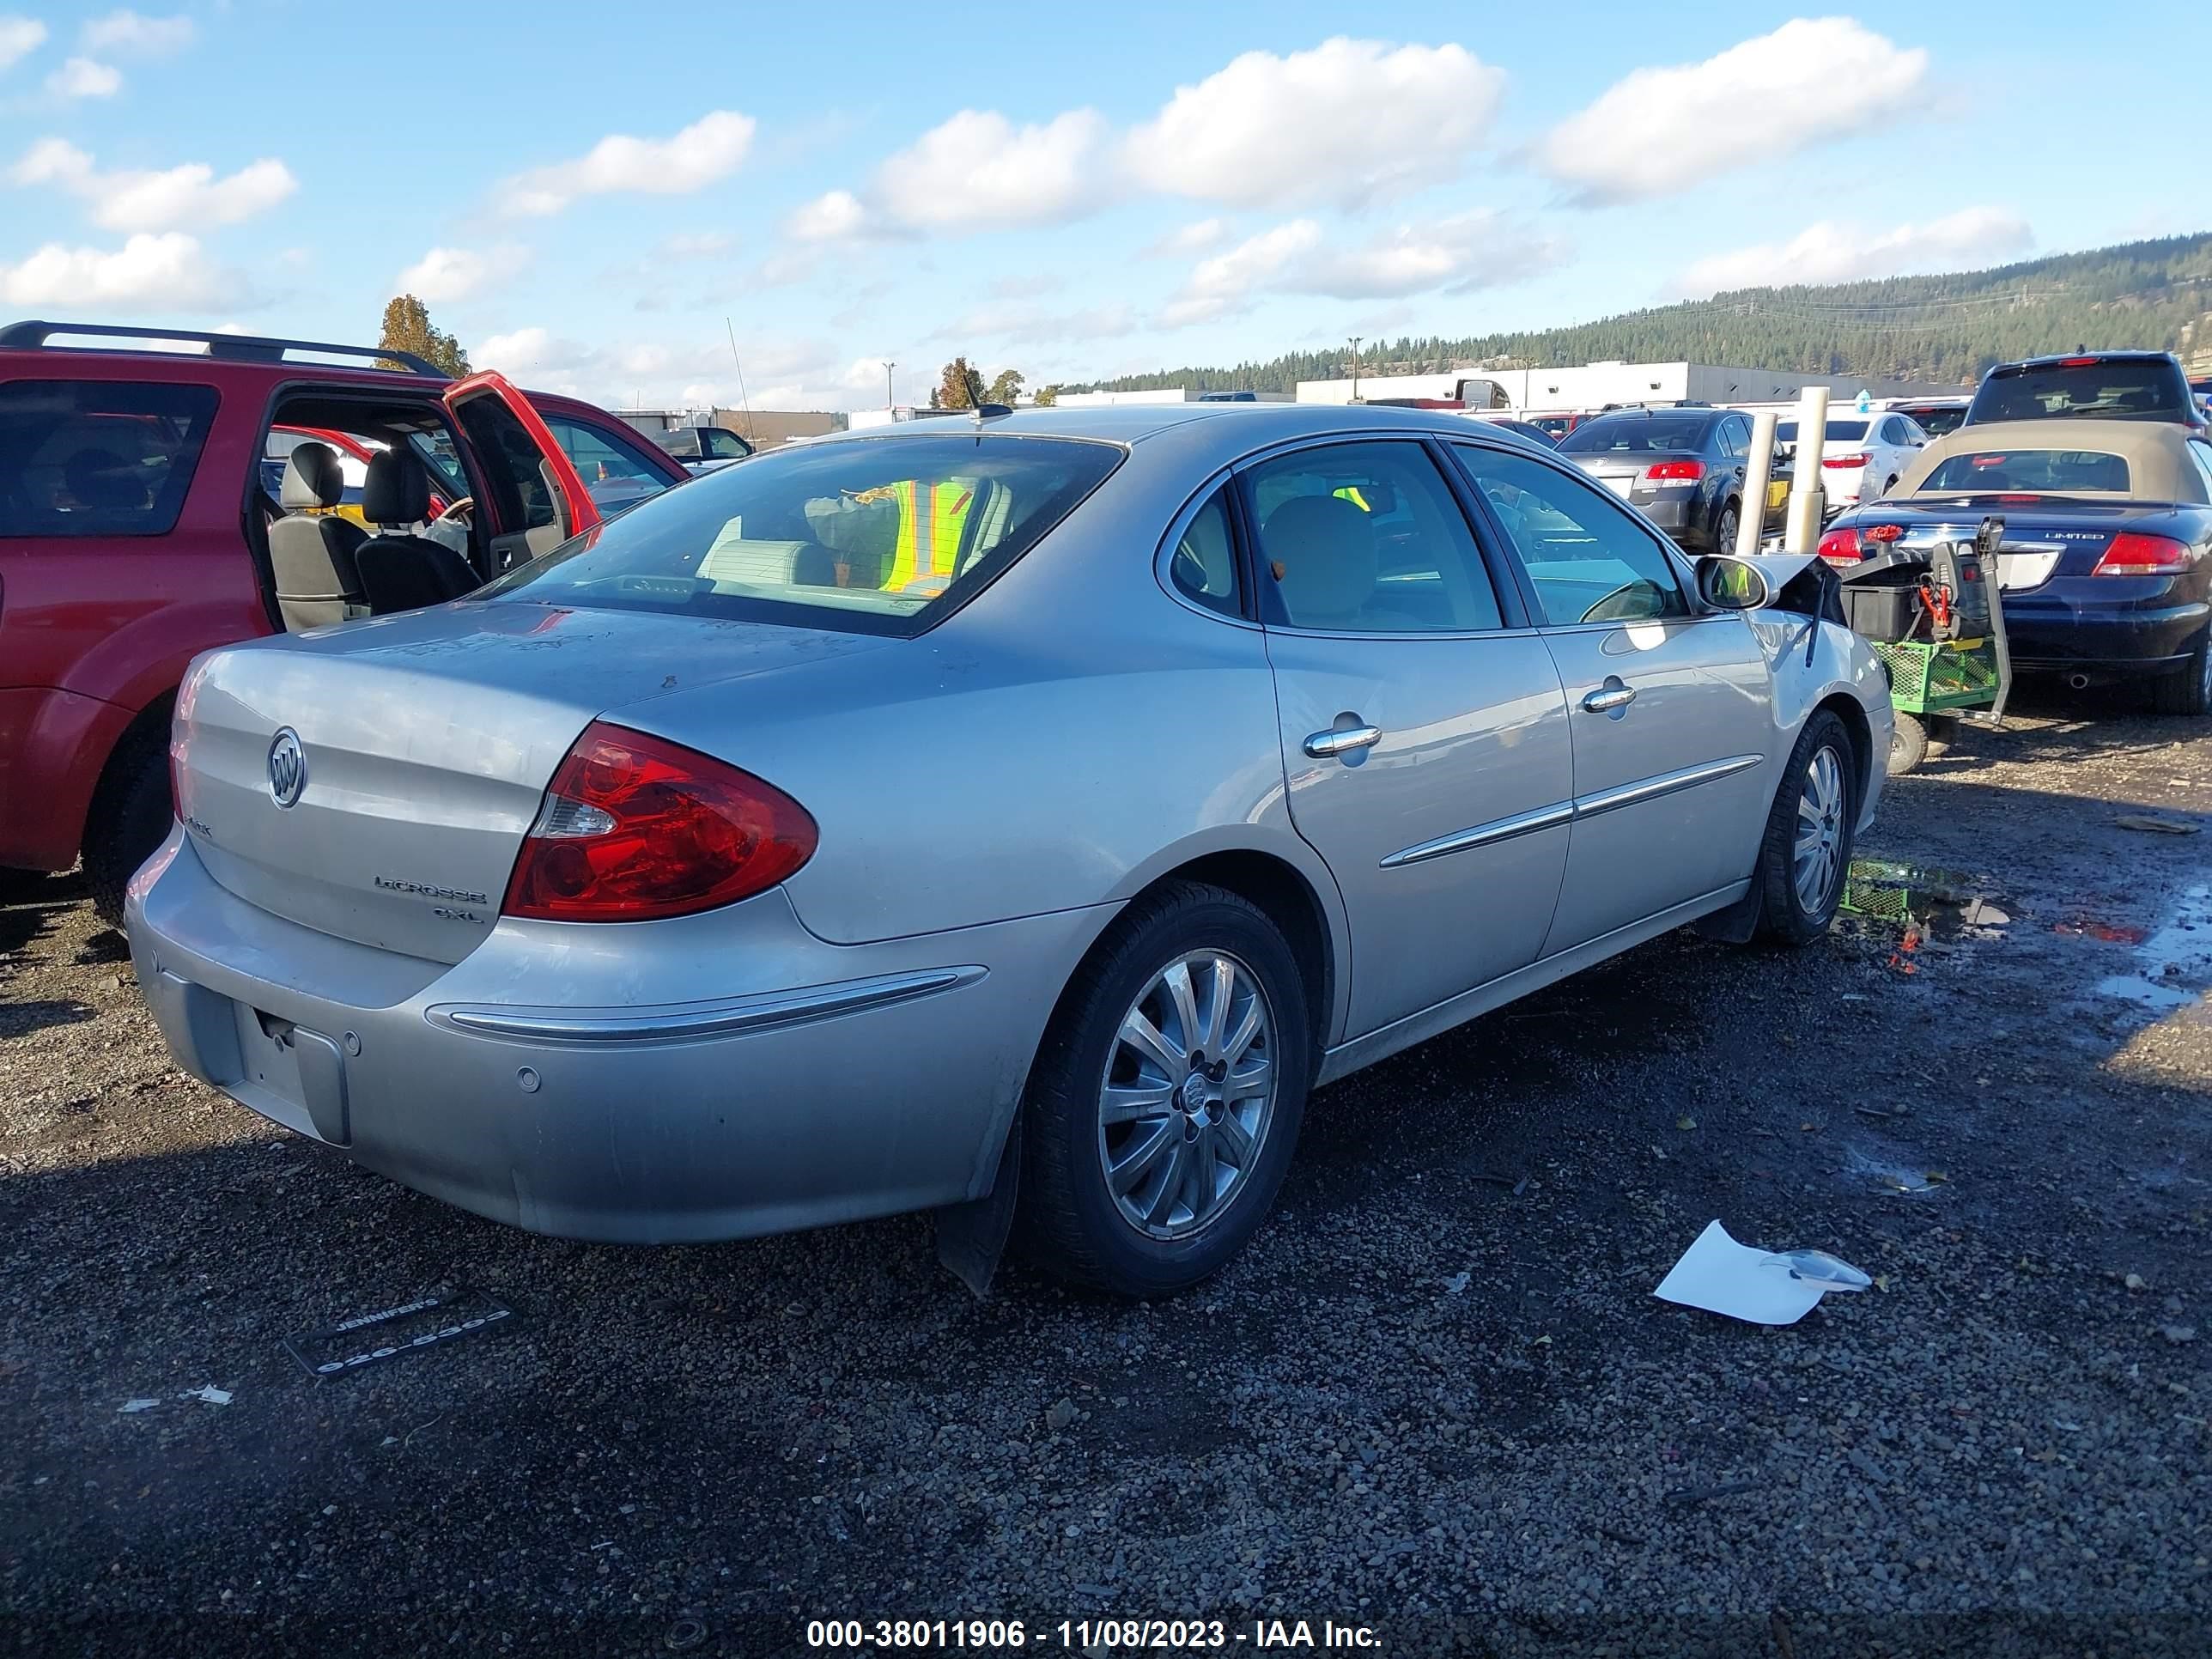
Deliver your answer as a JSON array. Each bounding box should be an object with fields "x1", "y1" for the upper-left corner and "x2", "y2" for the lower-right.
[{"x1": 1, "y1": 3, "x2": 2201, "y2": 410}]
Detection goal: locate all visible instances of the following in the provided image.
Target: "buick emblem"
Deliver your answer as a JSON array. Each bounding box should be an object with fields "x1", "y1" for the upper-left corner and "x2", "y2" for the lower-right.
[{"x1": 267, "y1": 727, "x2": 307, "y2": 809}]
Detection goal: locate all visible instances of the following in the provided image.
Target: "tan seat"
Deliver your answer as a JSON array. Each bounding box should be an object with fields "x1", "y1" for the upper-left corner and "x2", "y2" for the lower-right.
[{"x1": 270, "y1": 443, "x2": 367, "y2": 630}]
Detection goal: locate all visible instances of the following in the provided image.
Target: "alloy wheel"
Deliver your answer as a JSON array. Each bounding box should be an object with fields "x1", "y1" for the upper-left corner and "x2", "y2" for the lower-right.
[
  {"x1": 1794, "y1": 744, "x2": 1846, "y2": 914},
  {"x1": 1097, "y1": 951, "x2": 1277, "y2": 1241}
]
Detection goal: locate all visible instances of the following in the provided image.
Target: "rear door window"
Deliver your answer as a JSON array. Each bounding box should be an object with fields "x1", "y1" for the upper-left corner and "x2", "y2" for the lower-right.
[
  {"x1": 0, "y1": 380, "x2": 218, "y2": 537},
  {"x1": 1242, "y1": 441, "x2": 1504, "y2": 633},
  {"x1": 1452, "y1": 444, "x2": 1690, "y2": 626}
]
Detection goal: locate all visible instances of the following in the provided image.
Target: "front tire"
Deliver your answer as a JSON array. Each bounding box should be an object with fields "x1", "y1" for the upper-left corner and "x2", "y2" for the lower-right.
[
  {"x1": 1752, "y1": 709, "x2": 1856, "y2": 946},
  {"x1": 1017, "y1": 882, "x2": 1310, "y2": 1297},
  {"x1": 2150, "y1": 630, "x2": 2212, "y2": 716},
  {"x1": 1887, "y1": 711, "x2": 1929, "y2": 775}
]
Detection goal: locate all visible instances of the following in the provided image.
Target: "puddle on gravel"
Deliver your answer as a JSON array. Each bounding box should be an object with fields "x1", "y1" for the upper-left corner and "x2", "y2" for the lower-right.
[
  {"x1": 2095, "y1": 884, "x2": 2212, "y2": 1012},
  {"x1": 1840, "y1": 860, "x2": 2012, "y2": 939}
]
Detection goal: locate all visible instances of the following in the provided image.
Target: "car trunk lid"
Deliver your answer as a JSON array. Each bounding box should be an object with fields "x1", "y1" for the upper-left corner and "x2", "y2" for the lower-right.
[
  {"x1": 172, "y1": 602, "x2": 888, "y2": 963},
  {"x1": 1847, "y1": 499, "x2": 2179, "y2": 592}
]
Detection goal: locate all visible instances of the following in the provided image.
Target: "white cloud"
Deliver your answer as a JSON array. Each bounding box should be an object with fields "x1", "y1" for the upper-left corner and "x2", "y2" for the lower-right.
[
  {"x1": 499, "y1": 110, "x2": 755, "y2": 216},
  {"x1": 471, "y1": 327, "x2": 889, "y2": 412},
  {"x1": 12, "y1": 140, "x2": 297, "y2": 230},
  {"x1": 81, "y1": 10, "x2": 193, "y2": 53},
  {"x1": 659, "y1": 230, "x2": 733, "y2": 259},
  {"x1": 1145, "y1": 217, "x2": 1228, "y2": 258},
  {"x1": 1163, "y1": 210, "x2": 1560, "y2": 325},
  {"x1": 0, "y1": 15, "x2": 46, "y2": 72},
  {"x1": 0, "y1": 232, "x2": 239, "y2": 309},
  {"x1": 1537, "y1": 19, "x2": 1928, "y2": 204},
  {"x1": 787, "y1": 188, "x2": 871, "y2": 243},
  {"x1": 1125, "y1": 39, "x2": 1504, "y2": 210},
  {"x1": 46, "y1": 56, "x2": 120, "y2": 98},
  {"x1": 874, "y1": 109, "x2": 1108, "y2": 232},
  {"x1": 937, "y1": 301, "x2": 1138, "y2": 347},
  {"x1": 394, "y1": 243, "x2": 532, "y2": 303},
  {"x1": 1670, "y1": 207, "x2": 2033, "y2": 296}
]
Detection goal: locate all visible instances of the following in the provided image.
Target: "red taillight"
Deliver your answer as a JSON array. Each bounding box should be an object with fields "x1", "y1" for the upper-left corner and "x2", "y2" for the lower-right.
[
  {"x1": 2059, "y1": 356, "x2": 2098, "y2": 368},
  {"x1": 1823, "y1": 453, "x2": 1869, "y2": 470},
  {"x1": 1817, "y1": 526, "x2": 1863, "y2": 564},
  {"x1": 2092, "y1": 532, "x2": 2195, "y2": 577},
  {"x1": 1644, "y1": 459, "x2": 1704, "y2": 482},
  {"x1": 502, "y1": 721, "x2": 817, "y2": 921}
]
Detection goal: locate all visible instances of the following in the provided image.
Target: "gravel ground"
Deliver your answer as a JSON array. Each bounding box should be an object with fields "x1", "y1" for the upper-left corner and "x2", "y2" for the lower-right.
[{"x1": 3, "y1": 691, "x2": 2209, "y2": 1657}]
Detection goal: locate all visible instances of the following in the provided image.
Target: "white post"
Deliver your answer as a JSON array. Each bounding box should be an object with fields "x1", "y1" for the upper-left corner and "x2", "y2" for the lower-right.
[
  {"x1": 1784, "y1": 386, "x2": 1830, "y2": 552},
  {"x1": 1736, "y1": 410, "x2": 1778, "y2": 559}
]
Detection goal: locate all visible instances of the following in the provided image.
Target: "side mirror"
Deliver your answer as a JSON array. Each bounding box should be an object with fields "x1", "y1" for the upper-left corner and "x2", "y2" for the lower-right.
[{"x1": 1696, "y1": 554, "x2": 1771, "y2": 611}]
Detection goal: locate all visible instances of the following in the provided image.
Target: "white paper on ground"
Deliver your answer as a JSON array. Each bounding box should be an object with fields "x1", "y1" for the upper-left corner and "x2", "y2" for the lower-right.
[{"x1": 1654, "y1": 1219, "x2": 1870, "y2": 1327}]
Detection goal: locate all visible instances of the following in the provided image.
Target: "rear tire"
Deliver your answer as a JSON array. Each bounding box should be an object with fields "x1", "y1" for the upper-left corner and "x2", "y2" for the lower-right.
[
  {"x1": 1751, "y1": 709, "x2": 1856, "y2": 947},
  {"x1": 2149, "y1": 630, "x2": 2212, "y2": 716},
  {"x1": 1887, "y1": 711, "x2": 1929, "y2": 775},
  {"x1": 1712, "y1": 501, "x2": 1740, "y2": 556},
  {"x1": 82, "y1": 726, "x2": 170, "y2": 928},
  {"x1": 1017, "y1": 881, "x2": 1310, "y2": 1298}
]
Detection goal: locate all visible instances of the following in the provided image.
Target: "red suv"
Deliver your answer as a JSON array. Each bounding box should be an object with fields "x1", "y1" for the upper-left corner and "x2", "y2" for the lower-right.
[{"x1": 0, "y1": 320, "x2": 691, "y2": 923}]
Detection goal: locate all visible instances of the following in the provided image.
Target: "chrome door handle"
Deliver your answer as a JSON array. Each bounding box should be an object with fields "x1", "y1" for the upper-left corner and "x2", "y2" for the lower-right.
[
  {"x1": 1582, "y1": 683, "x2": 1637, "y2": 714},
  {"x1": 1304, "y1": 723, "x2": 1382, "y2": 758}
]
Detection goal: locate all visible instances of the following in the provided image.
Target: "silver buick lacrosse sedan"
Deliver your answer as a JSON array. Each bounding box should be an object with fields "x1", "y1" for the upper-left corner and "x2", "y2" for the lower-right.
[{"x1": 131, "y1": 403, "x2": 1890, "y2": 1296}]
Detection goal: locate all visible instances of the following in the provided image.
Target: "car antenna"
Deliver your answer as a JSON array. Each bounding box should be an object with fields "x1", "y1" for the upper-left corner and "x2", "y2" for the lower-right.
[{"x1": 725, "y1": 317, "x2": 756, "y2": 446}]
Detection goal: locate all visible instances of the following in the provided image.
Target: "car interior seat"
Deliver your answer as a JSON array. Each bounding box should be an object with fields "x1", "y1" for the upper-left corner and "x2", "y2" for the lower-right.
[
  {"x1": 269, "y1": 442, "x2": 368, "y2": 630},
  {"x1": 1263, "y1": 494, "x2": 1380, "y2": 628},
  {"x1": 353, "y1": 450, "x2": 483, "y2": 616}
]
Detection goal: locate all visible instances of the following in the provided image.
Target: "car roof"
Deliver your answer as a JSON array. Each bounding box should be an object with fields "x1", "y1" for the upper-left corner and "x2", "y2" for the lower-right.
[
  {"x1": 1896, "y1": 417, "x2": 2208, "y2": 502},
  {"x1": 809, "y1": 401, "x2": 1522, "y2": 448}
]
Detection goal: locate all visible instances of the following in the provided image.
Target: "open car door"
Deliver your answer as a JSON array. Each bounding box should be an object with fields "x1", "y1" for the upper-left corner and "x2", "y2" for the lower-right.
[{"x1": 442, "y1": 370, "x2": 602, "y2": 571}]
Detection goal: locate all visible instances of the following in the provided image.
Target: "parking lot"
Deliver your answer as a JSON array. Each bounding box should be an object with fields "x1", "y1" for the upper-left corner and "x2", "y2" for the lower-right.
[{"x1": 2, "y1": 689, "x2": 2207, "y2": 1655}]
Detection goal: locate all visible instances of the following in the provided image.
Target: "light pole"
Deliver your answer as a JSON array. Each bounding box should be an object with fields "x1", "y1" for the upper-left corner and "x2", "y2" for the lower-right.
[
  {"x1": 1347, "y1": 337, "x2": 1364, "y2": 403},
  {"x1": 883, "y1": 361, "x2": 896, "y2": 408}
]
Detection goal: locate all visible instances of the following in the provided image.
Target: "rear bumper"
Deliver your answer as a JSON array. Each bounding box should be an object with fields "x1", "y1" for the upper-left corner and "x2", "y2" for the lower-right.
[
  {"x1": 2003, "y1": 592, "x2": 2209, "y2": 676},
  {"x1": 127, "y1": 830, "x2": 1109, "y2": 1243}
]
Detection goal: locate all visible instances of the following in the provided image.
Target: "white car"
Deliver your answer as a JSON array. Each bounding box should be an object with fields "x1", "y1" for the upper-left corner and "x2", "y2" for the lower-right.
[{"x1": 1777, "y1": 410, "x2": 1928, "y2": 513}]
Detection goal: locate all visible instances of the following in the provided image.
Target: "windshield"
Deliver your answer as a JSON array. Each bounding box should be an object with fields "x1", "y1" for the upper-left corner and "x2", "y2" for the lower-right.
[
  {"x1": 1968, "y1": 360, "x2": 2187, "y2": 423},
  {"x1": 1918, "y1": 448, "x2": 2132, "y2": 494},
  {"x1": 478, "y1": 433, "x2": 1122, "y2": 637},
  {"x1": 1558, "y1": 414, "x2": 1709, "y2": 453},
  {"x1": 1775, "y1": 421, "x2": 1869, "y2": 443}
]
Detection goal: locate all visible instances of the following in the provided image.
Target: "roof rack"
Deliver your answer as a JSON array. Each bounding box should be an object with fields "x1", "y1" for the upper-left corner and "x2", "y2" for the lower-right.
[{"x1": 0, "y1": 319, "x2": 442, "y2": 377}]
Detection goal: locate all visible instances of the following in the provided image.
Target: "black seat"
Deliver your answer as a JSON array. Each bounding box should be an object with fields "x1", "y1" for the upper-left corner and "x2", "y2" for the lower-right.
[
  {"x1": 354, "y1": 450, "x2": 482, "y2": 616},
  {"x1": 269, "y1": 442, "x2": 369, "y2": 629}
]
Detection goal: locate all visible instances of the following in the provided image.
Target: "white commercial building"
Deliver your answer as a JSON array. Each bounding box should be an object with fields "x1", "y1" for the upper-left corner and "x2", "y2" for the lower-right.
[
  {"x1": 1054, "y1": 387, "x2": 1295, "y2": 408},
  {"x1": 1294, "y1": 361, "x2": 1967, "y2": 410}
]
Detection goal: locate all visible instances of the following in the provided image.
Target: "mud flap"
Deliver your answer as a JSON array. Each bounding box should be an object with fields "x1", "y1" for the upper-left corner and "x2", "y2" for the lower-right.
[
  {"x1": 934, "y1": 1115, "x2": 1021, "y2": 1298},
  {"x1": 1692, "y1": 886, "x2": 1762, "y2": 945}
]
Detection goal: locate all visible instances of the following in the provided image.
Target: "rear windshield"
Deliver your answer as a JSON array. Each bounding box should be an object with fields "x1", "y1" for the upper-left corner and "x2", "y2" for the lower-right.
[
  {"x1": 1918, "y1": 448, "x2": 2132, "y2": 494},
  {"x1": 479, "y1": 433, "x2": 1121, "y2": 636},
  {"x1": 1558, "y1": 414, "x2": 1709, "y2": 453},
  {"x1": 1899, "y1": 404, "x2": 1966, "y2": 437},
  {"x1": 1775, "y1": 421, "x2": 1869, "y2": 443},
  {"x1": 1968, "y1": 360, "x2": 2187, "y2": 423}
]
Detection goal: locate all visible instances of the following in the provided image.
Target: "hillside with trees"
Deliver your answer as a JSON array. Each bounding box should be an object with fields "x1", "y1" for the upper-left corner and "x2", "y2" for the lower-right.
[{"x1": 1072, "y1": 234, "x2": 2212, "y2": 395}]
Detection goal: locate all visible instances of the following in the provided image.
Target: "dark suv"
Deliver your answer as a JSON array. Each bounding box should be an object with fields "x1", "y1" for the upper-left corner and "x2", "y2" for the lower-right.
[
  {"x1": 0, "y1": 320, "x2": 688, "y2": 923},
  {"x1": 1555, "y1": 405, "x2": 1784, "y2": 553},
  {"x1": 1965, "y1": 350, "x2": 2207, "y2": 434}
]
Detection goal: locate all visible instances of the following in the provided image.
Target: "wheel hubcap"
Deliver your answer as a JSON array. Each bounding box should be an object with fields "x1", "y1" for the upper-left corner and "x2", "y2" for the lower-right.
[
  {"x1": 1794, "y1": 745, "x2": 1845, "y2": 915},
  {"x1": 1098, "y1": 951, "x2": 1277, "y2": 1241}
]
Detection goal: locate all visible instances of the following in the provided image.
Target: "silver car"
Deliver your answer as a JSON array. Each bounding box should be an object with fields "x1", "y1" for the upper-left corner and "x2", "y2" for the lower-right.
[{"x1": 130, "y1": 404, "x2": 1892, "y2": 1297}]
